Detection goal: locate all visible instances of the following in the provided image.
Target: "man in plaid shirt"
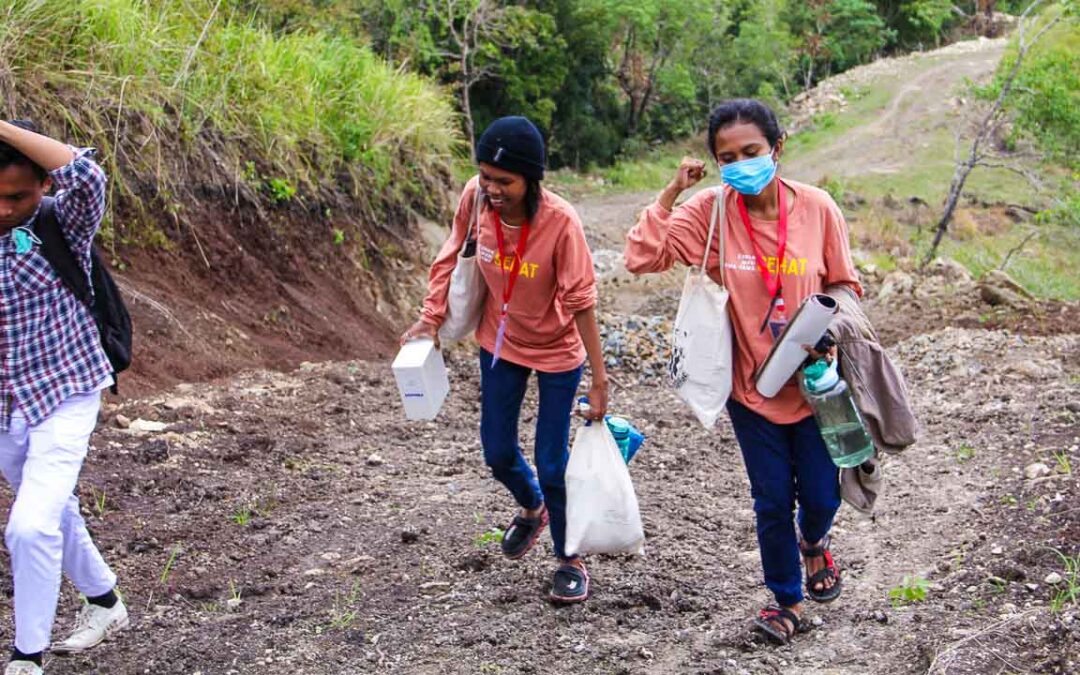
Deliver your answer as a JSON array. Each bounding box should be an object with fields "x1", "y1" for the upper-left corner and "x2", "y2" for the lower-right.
[{"x1": 0, "y1": 120, "x2": 128, "y2": 675}]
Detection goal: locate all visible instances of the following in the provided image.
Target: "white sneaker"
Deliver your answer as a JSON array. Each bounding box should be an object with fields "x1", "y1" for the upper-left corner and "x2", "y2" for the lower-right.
[
  {"x1": 51, "y1": 598, "x2": 130, "y2": 654},
  {"x1": 5, "y1": 661, "x2": 43, "y2": 675}
]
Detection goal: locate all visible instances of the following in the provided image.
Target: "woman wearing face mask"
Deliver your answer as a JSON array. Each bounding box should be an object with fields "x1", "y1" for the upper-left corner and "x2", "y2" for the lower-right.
[
  {"x1": 402, "y1": 116, "x2": 608, "y2": 604},
  {"x1": 623, "y1": 99, "x2": 862, "y2": 643}
]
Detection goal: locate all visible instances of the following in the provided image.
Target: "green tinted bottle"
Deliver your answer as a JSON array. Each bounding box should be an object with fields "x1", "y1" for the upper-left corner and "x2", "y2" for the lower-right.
[{"x1": 800, "y1": 359, "x2": 875, "y2": 468}]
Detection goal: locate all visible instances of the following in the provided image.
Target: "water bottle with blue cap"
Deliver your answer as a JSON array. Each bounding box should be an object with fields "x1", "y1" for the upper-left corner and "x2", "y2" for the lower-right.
[{"x1": 577, "y1": 397, "x2": 645, "y2": 464}]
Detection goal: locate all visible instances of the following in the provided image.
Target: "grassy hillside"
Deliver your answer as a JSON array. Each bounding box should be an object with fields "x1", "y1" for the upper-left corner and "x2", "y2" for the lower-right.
[{"x1": 0, "y1": 0, "x2": 461, "y2": 246}]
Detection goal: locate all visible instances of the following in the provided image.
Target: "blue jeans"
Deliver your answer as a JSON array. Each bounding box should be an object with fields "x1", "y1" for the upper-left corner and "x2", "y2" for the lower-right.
[
  {"x1": 479, "y1": 349, "x2": 582, "y2": 560},
  {"x1": 728, "y1": 400, "x2": 841, "y2": 607}
]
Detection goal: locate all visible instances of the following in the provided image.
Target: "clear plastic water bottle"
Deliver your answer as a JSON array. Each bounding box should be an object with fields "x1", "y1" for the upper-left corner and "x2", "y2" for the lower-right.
[
  {"x1": 768, "y1": 297, "x2": 789, "y2": 340},
  {"x1": 800, "y1": 359, "x2": 875, "y2": 468}
]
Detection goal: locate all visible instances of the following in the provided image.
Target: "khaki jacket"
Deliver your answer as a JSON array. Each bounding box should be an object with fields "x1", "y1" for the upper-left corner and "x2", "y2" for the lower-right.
[{"x1": 825, "y1": 285, "x2": 919, "y2": 514}]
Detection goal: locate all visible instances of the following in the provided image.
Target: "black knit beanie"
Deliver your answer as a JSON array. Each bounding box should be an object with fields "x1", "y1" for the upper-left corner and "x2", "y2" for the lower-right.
[{"x1": 475, "y1": 116, "x2": 546, "y2": 181}]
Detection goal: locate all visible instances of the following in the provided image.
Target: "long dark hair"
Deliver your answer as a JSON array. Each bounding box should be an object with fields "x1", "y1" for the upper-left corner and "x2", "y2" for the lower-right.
[
  {"x1": 707, "y1": 99, "x2": 785, "y2": 158},
  {"x1": 525, "y1": 179, "x2": 542, "y2": 220}
]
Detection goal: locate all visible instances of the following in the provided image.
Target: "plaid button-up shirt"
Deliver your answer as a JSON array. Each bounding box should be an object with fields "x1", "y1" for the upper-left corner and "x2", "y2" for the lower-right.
[{"x1": 0, "y1": 148, "x2": 113, "y2": 431}]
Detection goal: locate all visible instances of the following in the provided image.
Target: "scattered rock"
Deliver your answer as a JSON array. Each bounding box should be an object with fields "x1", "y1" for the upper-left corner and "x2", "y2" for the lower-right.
[
  {"x1": 366, "y1": 453, "x2": 385, "y2": 467},
  {"x1": 638, "y1": 647, "x2": 654, "y2": 660},
  {"x1": 811, "y1": 616, "x2": 824, "y2": 627},
  {"x1": 878, "y1": 271, "x2": 915, "y2": 299},
  {"x1": 1024, "y1": 463, "x2": 1052, "y2": 480},
  {"x1": 113, "y1": 414, "x2": 131, "y2": 429},
  {"x1": 873, "y1": 610, "x2": 889, "y2": 624},
  {"x1": 927, "y1": 257, "x2": 973, "y2": 283},
  {"x1": 1012, "y1": 359, "x2": 1064, "y2": 380},
  {"x1": 127, "y1": 419, "x2": 168, "y2": 434},
  {"x1": 225, "y1": 597, "x2": 243, "y2": 612},
  {"x1": 1025, "y1": 583, "x2": 1039, "y2": 592},
  {"x1": 135, "y1": 439, "x2": 170, "y2": 465},
  {"x1": 401, "y1": 529, "x2": 420, "y2": 544},
  {"x1": 1044, "y1": 572, "x2": 1063, "y2": 585},
  {"x1": 979, "y1": 270, "x2": 1034, "y2": 308}
]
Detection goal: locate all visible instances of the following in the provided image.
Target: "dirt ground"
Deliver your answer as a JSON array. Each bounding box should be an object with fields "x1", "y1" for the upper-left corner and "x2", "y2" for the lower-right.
[
  {"x1": 12, "y1": 265, "x2": 1078, "y2": 675},
  {"x1": 1, "y1": 36, "x2": 1079, "y2": 675},
  {"x1": 783, "y1": 38, "x2": 1010, "y2": 186}
]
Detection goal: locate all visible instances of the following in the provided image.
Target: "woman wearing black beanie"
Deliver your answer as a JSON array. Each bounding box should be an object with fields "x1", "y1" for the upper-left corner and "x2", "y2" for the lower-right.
[{"x1": 403, "y1": 116, "x2": 608, "y2": 603}]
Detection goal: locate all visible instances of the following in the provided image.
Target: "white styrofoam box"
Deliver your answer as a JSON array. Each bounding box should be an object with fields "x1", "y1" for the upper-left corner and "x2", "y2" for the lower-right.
[{"x1": 391, "y1": 338, "x2": 450, "y2": 420}]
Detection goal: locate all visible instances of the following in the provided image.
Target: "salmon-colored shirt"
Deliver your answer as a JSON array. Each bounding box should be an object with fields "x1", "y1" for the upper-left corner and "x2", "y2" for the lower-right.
[
  {"x1": 624, "y1": 179, "x2": 862, "y2": 424},
  {"x1": 422, "y1": 177, "x2": 597, "y2": 373}
]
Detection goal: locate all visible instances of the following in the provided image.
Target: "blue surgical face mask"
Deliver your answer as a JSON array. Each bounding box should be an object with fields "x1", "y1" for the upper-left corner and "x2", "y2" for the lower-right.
[{"x1": 719, "y1": 153, "x2": 777, "y2": 196}]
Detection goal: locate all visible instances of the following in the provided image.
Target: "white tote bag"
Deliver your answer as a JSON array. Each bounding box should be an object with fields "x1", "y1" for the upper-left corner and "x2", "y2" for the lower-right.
[
  {"x1": 666, "y1": 187, "x2": 734, "y2": 428},
  {"x1": 439, "y1": 184, "x2": 486, "y2": 342},
  {"x1": 564, "y1": 422, "x2": 645, "y2": 557}
]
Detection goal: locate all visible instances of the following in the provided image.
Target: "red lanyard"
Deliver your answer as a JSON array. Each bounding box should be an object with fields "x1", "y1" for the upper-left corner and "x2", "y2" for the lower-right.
[
  {"x1": 492, "y1": 210, "x2": 531, "y2": 316},
  {"x1": 736, "y1": 180, "x2": 788, "y2": 300}
]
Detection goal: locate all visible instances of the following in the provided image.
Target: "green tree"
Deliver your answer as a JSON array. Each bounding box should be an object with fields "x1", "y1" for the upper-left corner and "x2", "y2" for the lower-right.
[
  {"x1": 732, "y1": 11, "x2": 797, "y2": 94},
  {"x1": 353, "y1": 0, "x2": 567, "y2": 152},
  {"x1": 577, "y1": 0, "x2": 717, "y2": 137},
  {"x1": 789, "y1": 0, "x2": 891, "y2": 88},
  {"x1": 535, "y1": 0, "x2": 625, "y2": 168}
]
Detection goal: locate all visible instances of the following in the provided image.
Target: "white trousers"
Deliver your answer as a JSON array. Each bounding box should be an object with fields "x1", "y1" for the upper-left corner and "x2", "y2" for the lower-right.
[{"x1": 0, "y1": 391, "x2": 117, "y2": 653}]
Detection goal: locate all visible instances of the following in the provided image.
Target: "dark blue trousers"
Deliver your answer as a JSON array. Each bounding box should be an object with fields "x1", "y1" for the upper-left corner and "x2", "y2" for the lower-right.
[
  {"x1": 479, "y1": 349, "x2": 583, "y2": 560},
  {"x1": 728, "y1": 400, "x2": 841, "y2": 606}
]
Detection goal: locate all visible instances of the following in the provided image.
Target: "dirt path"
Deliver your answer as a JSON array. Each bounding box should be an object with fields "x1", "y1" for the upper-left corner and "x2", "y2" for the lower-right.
[
  {"x1": 2, "y1": 38, "x2": 1078, "y2": 675},
  {"x1": 783, "y1": 38, "x2": 1007, "y2": 184},
  {"x1": 19, "y1": 297, "x2": 1077, "y2": 675}
]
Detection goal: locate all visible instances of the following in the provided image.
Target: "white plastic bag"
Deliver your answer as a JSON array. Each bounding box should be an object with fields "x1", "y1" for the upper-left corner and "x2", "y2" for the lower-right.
[
  {"x1": 439, "y1": 184, "x2": 486, "y2": 343},
  {"x1": 667, "y1": 187, "x2": 733, "y2": 428},
  {"x1": 564, "y1": 423, "x2": 645, "y2": 557}
]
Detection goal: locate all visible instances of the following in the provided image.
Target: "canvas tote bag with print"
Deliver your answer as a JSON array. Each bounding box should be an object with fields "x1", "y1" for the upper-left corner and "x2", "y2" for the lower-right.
[
  {"x1": 666, "y1": 186, "x2": 734, "y2": 428},
  {"x1": 439, "y1": 183, "x2": 487, "y2": 342}
]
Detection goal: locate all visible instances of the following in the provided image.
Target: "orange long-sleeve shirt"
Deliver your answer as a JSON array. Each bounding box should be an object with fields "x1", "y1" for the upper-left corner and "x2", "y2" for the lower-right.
[
  {"x1": 625, "y1": 179, "x2": 862, "y2": 424},
  {"x1": 422, "y1": 177, "x2": 597, "y2": 373}
]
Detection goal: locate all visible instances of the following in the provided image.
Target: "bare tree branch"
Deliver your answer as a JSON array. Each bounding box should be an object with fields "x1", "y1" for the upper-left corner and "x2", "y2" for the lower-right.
[
  {"x1": 976, "y1": 160, "x2": 1045, "y2": 190},
  {"x1": 999, "y1": 229, "x2": 1039, "y2": 271},
  {"x1": 921, "y1": 0, "x2": 1064, "y2": 269}
]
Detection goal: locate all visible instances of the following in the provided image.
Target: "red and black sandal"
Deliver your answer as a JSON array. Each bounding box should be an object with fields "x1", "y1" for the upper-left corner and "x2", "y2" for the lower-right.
[
  {"x1": 753, "y1": 605, "x2": 806, "y2": 645},
  {"x1": 799, "y1": 533, "x2": 843, "y2": 603}
]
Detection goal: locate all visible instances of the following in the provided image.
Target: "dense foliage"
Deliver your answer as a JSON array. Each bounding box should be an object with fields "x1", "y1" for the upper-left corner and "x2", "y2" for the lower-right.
[{"x1": 248, "y1": 0, "x2": 1023, "y2": 168}]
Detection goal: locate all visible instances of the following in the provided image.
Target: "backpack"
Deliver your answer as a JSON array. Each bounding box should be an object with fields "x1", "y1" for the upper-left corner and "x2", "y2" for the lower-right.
[{"x1": 35, "y1": 197, "x2": 132, "y2": 393}]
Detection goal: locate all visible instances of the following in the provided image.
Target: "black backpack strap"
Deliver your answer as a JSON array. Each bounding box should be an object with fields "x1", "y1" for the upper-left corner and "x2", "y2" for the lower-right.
[{"x1": 34, "y1": 197, "x2": 93, "y2": 306}]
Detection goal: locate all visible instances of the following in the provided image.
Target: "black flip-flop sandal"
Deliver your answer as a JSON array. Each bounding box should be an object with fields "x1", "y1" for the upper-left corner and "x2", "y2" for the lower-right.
[
  {"x1": 549, "y1": 562, "x2": 589, "y2": 604},
  {"x1": 753, "y1": 605, "x2": 806, "y2": 645},
  {"x1": 501, "y1": 506, "x2": 549, "y2": 560},
  {"x1": 800, "y1": 534, "x2": 843, "y2": 603}
]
